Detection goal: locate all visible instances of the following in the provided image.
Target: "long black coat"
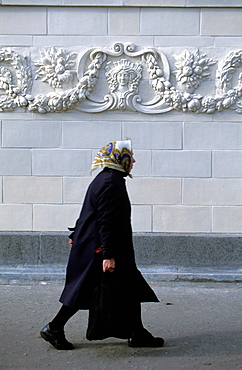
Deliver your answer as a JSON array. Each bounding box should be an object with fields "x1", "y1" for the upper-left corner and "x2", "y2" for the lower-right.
[{"x1": 60, "y1": 168, "x2": 158, "y2": 309}]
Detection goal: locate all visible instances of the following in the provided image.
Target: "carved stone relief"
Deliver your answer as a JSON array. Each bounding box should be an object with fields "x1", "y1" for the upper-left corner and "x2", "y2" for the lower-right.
[{"x1": 0, "y1": 43, "x2": 241, "y2": 114}]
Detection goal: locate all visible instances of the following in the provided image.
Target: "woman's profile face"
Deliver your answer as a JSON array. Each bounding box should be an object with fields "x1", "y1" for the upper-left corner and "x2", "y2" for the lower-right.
[{"x1": 128, "y1": 156, "x2": 136, "y2": 173}]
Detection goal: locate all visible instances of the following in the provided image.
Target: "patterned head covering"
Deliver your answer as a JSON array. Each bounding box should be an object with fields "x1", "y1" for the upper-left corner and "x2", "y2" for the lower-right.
[{"x1": 90, "y1": 140, "x2": 133, "y2": 178}]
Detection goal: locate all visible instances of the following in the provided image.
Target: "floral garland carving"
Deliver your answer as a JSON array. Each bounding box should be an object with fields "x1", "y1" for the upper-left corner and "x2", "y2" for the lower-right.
[
  {"x1": 0, "y1": 48, "x2": 32, "y2": 111},
  {"x1": 35, "y1": 47, "x2": 77, "y2": 89},
  {"x1": 173, "y1": 49, "x2": 217, "y2": 93},
  {"x1": 0, "y1": 44, "x2": 241, "y2": 114}
]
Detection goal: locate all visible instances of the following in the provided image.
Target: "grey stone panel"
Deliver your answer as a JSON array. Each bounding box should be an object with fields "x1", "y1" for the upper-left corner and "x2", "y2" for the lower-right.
[
  {"x1": 0, "y1": 232, "x2": 241, "y2": 269},
  {"x1": 40, "y1": 232, "x2": 70, "y2": 265},
  {"x1": 133, "y1": 234, "x2": 242, "y2": 268},
  {"x1": 0, "y1": 232, "x2": 40, "y2": 265}
]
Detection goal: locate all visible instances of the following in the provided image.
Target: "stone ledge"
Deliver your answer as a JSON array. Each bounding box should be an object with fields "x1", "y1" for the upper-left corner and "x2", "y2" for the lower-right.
[
  {"x1": 0, "y1": 265, "x2": 241, "y2": 284},
  {"x1": 1, "y1": 1, "x2": 242, "y2": 7},
  {"x1": 0, "y1": 232, "x2": 242, "y2": 269}
]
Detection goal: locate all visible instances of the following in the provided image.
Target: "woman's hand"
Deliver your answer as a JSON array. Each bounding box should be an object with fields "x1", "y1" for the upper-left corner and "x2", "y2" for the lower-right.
[
  {"x1": 103, "y1": 258, "x2": 115, "y2": 273},
  {"x1": 68, "y1": 239, "x2": 73, "y2": 247}
]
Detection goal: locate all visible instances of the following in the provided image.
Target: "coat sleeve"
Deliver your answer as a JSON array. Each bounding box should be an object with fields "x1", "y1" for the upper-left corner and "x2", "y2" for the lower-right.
[
  {"x1": 67, "y1": 218, "x2": 79, "y2": 240},
  {"x1": 95, "y1": 173, "x2": 122, "y2": 260}
]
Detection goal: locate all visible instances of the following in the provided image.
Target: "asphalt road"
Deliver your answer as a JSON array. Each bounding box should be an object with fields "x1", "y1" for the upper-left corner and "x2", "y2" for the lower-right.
[{"x1": 1, "y1": 281, "x2": 242, "y2": 370}]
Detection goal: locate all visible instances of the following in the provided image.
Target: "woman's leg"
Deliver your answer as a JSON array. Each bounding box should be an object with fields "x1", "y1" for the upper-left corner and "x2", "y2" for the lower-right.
[
  {"x1": 128, "y1": 300, "x2": 165, "y2": 347},
  {"x1": 49, "y1": 305, "x2": 79, "y2": 331},
  {"x1": 40, "y1": 305, "x2": 79, "y2": 350},
  {"x1": 129, "y1": 300, "x2": 144, "y2": 334}
]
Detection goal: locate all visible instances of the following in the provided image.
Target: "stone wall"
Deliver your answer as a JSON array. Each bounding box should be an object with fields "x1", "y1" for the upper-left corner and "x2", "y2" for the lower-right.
[{"x1": 0, "y1": 1, "x2": 242, "y2": 242}]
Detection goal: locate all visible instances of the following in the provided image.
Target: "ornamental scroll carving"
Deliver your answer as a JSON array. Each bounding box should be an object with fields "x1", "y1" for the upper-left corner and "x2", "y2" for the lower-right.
[{"x1": 0, "y1": 43, "x2": 241, "y2": 114}]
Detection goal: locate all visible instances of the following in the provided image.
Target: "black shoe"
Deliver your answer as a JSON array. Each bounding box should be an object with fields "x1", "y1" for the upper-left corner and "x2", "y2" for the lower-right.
[
  {"x1": 128, "y1": 330, "x2": 164, "y2": 348},
  {"x1": 40, "y1": 324, "x2": 74, "y2": 350}
]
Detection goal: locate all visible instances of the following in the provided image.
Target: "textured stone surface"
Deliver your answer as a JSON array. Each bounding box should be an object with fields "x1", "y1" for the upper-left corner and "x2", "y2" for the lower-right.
[
  {"x1": 153, "y1": 206, "x2": 211, "y2": 233},
  {"x1": 63, "y1": 177, "x2": 92, "y2": 203},
  {"x1": 2, "y1": 121, "x2": 62, "y2": 148},
  {"x1": 127, "y1": 178, "x2": 181, "y2": 205},
  {"x1": 0, "y1": 6, "x2": 46, "y2": 34},
  {"x1": 1, "y1": 232, "x2": 241, "y2": 269},
  {"x1": 0, "y1": 232, "x2": 40, "y2": 265},
  {"x1": 3, "y1": 177, "x2": 62, "y2": 204},
  {"x1": 183, "y1": 178, "x2": 242, "y2": 206},
  {"x1": 0, "y1": 205, "x2": 32, "y2": 231},
  {"x1": 32, "y1": 150, "x2": 91, "y2": 176},
  {"x1": 213, "y1": 151, "x2": 242, "y2": 177},
  {"x1": 213, "y1": 207, "x2": 242, "y2": 233},
  {"x1": 0, "y1": 177, "x2": 2, "y2": 203},
  {"x1": 132, "y1": 205, "x2": 152, "y2": 232},
  {"x1": 152, "y1": 151, "x2": 211, "y2": 178},
  {"x1": 108, "y1": 8, "x2": 140, "y2": 35},
  {"x1": 48, "y1": 7, "x2": 108, "y2": 35},
  {"x1": 0, "y1": 150, "x2": 32, "y2": 175},
  {"x1": 184, "y1": 122, "x2": 242, "y2": 150},
  {"x1": 123, "y1": 121, "x2": 182, "y2": 150},
  {"x1": 40, "y1": 233, "x2": 70, "y2": 264},
  {"x1": 201, "y1": 8, "x2": 242, "y2": 36},
  {"x1": 62, "y1": 121, "x2": 121, "y2": 149},
  {"x1": 0, "y1": 4, "x2": 242, "y2": 236},
  {"x1": 133, "y1": 233, "x2": 242, "y2": 268},
  {"x1": 141, "y1": 8, "x2": 200, "y2": 35},
  {"x1": 33, "y1": 205, "x2": 80, "y2": 231}
]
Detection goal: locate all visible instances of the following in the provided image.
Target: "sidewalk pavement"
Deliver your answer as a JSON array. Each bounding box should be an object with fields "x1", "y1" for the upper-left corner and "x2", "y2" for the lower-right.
[{"x1": 1, "y1": 280, "x2": 242, "y2": 370}]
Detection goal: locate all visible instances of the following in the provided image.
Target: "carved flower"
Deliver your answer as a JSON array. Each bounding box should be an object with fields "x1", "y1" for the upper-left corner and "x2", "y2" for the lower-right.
[
  {"x1": 0, "y1": 67, "x2": 12, "y2": 90},
  {"x1": 35, "y1": 47, "x2": 77, "y2": 89},
  {"x1": 163, "y1": 88, "x2": 189, "y2": 111},
  {"x1": 173, "y1": 49, "x2": 217, "y2": 92},
  {"x1": 201, "y1": 96, "x2": 217, "y2": 113}
]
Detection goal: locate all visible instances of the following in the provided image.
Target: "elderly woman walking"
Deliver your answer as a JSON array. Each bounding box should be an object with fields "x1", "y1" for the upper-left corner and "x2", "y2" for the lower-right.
[{"x1": 40, "y1": 140, "x2": 164, "y2": 350}]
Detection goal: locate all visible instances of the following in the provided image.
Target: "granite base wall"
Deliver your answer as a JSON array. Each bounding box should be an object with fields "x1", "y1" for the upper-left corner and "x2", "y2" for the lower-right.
[{"x1": 0, "y1": 232, "x2": 241, "y2": 269}]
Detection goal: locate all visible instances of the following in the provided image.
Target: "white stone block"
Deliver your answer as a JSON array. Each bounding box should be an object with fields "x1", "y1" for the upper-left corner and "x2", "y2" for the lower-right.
[
  {"x1": 0, "y1": 35, "x2": 33, "y2": 46},
  {"x1": 132, "y1": 205, "x2": 152, "y2": 232},
  {"x1": 153, "y1": 206, "x2": 211, "y2": 233},
  {"x1": 33, "y1": 36, "x2": 94, "y2": 47},
  {"x1": 63, "y1": 177, "x2": 93, "y2": 203},
  {"x1": 32, "y1": 149, "x2": 92, "y2": 176},
  {"x1": 2, "y1": 121, "x2": 61, "y2": 148},
  {"x1": 187, "y1": 0, "x2": 242, "y2": 5},
  {"x1": 0, "y1": 178, "x2": 2, "y2": 203},
  {"x1": 126, "y1": 0, "x2": 184, "y2": 5},
  {"x1": 183, "y1": 178, "x2": 242, "y2": 206},
  {"x1": 155, "y1": 36, "x2": 215, "y2": 47},
  {"x1": 131, "y1": 150, "x2": 152, "y2": 177},
  {"x1": 152, "y1": 150, "x2": 211, "y2": 178},
  {"x1": 48, "y1": 7, "x2": 107, "y2": 35},
  {"x1": 2, "y1": 0, "x2": 61, "y2": 4},
  {"x1": 184, "y1": 122, "x2": 242, "y2": 150},
  {"x1": 62, "y1": 121, "x2": 121, "y2": 148},
  {"x1": 0, "y1": 6, "x2": 46, "y2": 35},
  {"x1": 33, "y1": 204, "x2": 81, "y2": 231},
  {"x1": 141, "y1": 8, "x2": 200, "y2": 36},
  {"x1": 0, "y1": 204, "x2": 32, "y2": 231},
  {"x1": 213, "y1": 151, "x2": 242, "y2": 178},
  {"x1": 215, "y1": 37, "x2": 242, "y2": 47},
  {"x1": 0, "y1": 149, "x2": 31, "y2": 175},
  {"x1": 123, "y1": 121, "x2": 182, "y2": 150},
  {"x1": 127, "y1": 178, "x2": 181, "y2": 205},
  {"x1": 3, "y1": 177, "x2": 62, "y2": 204},
  {"x1": 213, "y1": 207, "x2": 242, "y2": 233},
  {"x1": 201, "y1": 9, "x2": 242, "y2": 36},
  {"x1": 108, "y1": 8, "x2": 139, "y2": 35},
  {"x1": 63, "y1": 0, "x2": 122, "y2": 4}
]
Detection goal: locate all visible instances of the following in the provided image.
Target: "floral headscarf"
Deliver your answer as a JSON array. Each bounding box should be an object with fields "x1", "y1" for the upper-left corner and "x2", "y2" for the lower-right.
[{"x1": 90, "y1": 140, "x2": 133, "y2": 178}]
